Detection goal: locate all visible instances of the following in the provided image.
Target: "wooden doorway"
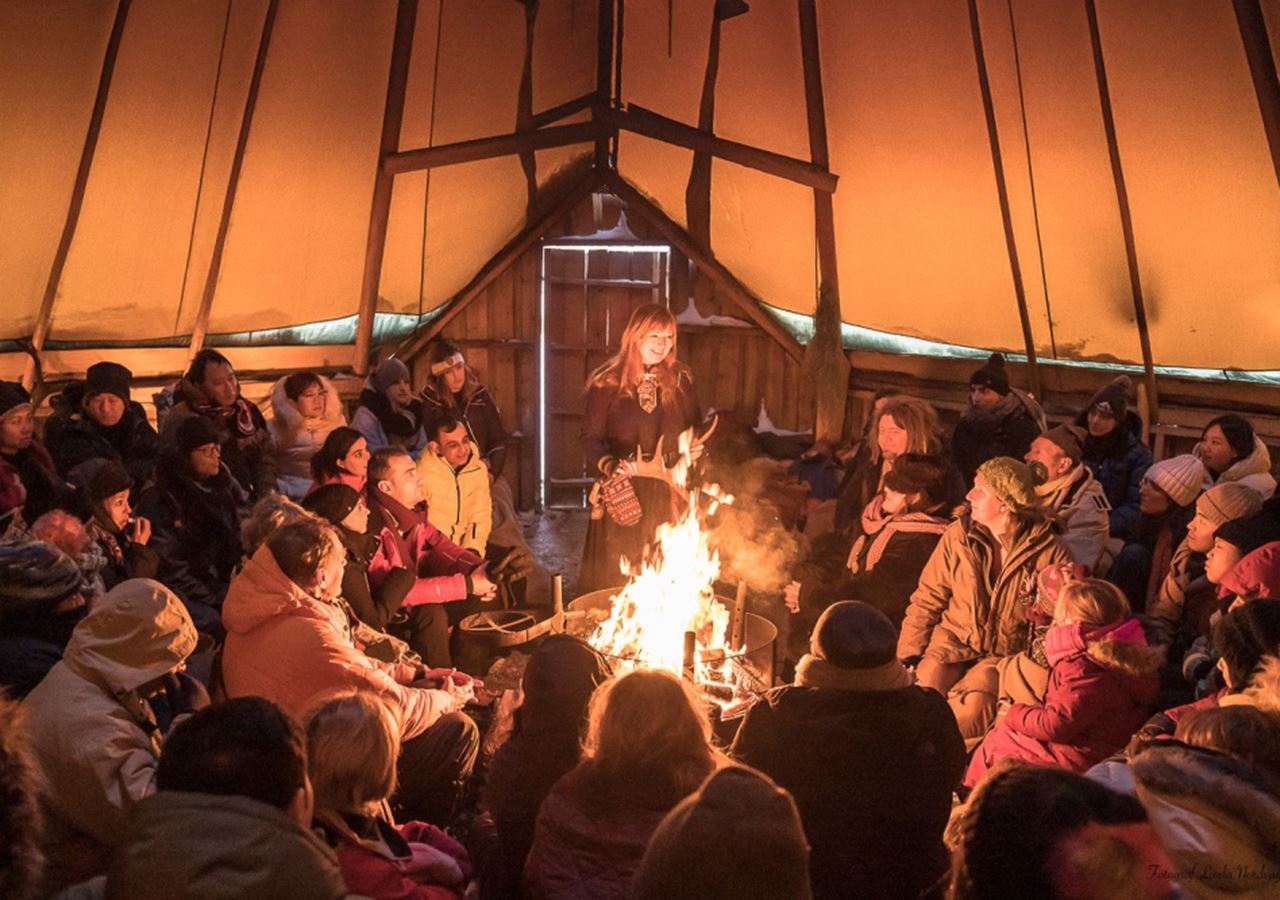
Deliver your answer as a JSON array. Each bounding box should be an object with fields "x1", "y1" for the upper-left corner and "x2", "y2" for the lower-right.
[{"x1": 539, "y1": 243, "x2": 671, "y2": 508}]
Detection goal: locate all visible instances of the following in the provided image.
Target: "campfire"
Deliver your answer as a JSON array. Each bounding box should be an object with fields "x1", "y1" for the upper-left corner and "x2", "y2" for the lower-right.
[{"x1": 573, "y1": 429, "x2": 776, "y2": 713}]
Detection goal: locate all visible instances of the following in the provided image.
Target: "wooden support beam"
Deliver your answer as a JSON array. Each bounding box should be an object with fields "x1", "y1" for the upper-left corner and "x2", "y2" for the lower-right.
[
  {"x1": 516, "y1": 1, "x2": 539, "y2": 219},
  {"x1": 685, "y1": 16, "x2": 721, "y2": 247},
  {"x1": 187, "y1": 0, "x2": 279, "y2": 363},
  {"x1": 1084, "y1": 0, "x2": 1160, "y2": 425},
  {"x1": 967, "y1": 0, "x2": 1041, "y2": 400},
  {"x1": 796, "y1": 0, "x2": 838, "y2": 296},
  {"x1": 604, "y1": 104, "x2": 839, "y2": 193},
  {"x1": 1232, "y1": 0, "x2": 1280, "y2": 191},
  {"x1": 394, "y1": 171, "x2": 601, "y2": 362},
  {"x1": 595, "y1": 0, "x2": 615, "y2": 169},
  {"x1": 353, "y1": 0, "x2": 419, "y2": 376},
  {"x1": 24, "y1": 0, "x2": 132, "y2": 390},
  {"x1": 384, "y1": 122, "x2": 603, "y2": 176},
  {"x1": 529, "y1": 90, "x2": 597, "y2": 129},
  {"x1": 605, "y1": 172, "x2": 805, "y2": 362}
]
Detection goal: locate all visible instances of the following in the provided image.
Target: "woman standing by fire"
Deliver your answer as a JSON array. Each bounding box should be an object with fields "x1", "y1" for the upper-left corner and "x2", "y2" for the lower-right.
[{"x1": 579, "y1": 304, "x2": 701, "y2": 593}]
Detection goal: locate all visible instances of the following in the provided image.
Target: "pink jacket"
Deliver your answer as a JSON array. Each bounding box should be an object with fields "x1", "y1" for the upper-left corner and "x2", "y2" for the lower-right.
[
  {"x1": 366, "y1": 501, "x2": 481, "y2": 607},
  {"x1": 966, "y1": 618, "x2": 1160, "y2": 785},
  {"x1": 221, "y1": 544, "x2": 455, "y2": 740}
]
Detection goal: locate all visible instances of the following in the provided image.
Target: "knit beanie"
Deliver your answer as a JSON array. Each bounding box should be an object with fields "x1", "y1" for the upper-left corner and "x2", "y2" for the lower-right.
[
  {"x1": 1219, "y1": 542, "x2": 1280, "y2": 601},
  {"x1": 174, "y1": 415, "x2": 219, "y2": 455},
  {"x1": 301, "y1": 483, "x2": 361, "y2": 526},
  {"x1": 976, "y1": 457, "x2": 1040, "y2": 513},
  {"x1": 811, "y1": 600, "x2": 899, "y2": 669},
  {"x1": 372, "y1": 357, "x2": 411, "y2": 394},
  {"x1": 1042, "y1": 423, "x2": 1087, "y2": 465},
  {"x1": 1087, "y1": 374, "x2": 1131, "y2": 422},
  {"x1": 1215, "y1": 514, "x2": 1280, "y2": 558},
  {"x1": 84, "y1": 361, "x2": 133, "y2": 404},
  {"x1": 0, "y1": 382, "x2": 31, "y2": 420},
  {"x1": 969, "y1": 352, "x2": 1011, "y2": 396},
  {"x1": 633, "y1": 766, "x2": 811, "y2": 900},
  {"x1": 0, "y1": 541, "x2": 82, "y2": 616},
  {"x1": 1144, "y1": 455, "x2": 1206, "y2": 508},
  {"x1": 1195, "y1": 482, "x2": 1264, "y2": 530},
  {"x1": 883, "y1": 452, "x2": 951, "y2": 508},
  {"x1": 87, "y1": 459, "x2": 133, "y2": 506},
  {"x1": 1213, "y1": 599, "x2": 1280, "y2": 689}
]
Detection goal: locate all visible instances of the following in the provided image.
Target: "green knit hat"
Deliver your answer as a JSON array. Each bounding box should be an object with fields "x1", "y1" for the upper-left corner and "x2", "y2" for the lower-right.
[{"x1": 976, "y1": 457, "x2": 1040, "y2": 512}]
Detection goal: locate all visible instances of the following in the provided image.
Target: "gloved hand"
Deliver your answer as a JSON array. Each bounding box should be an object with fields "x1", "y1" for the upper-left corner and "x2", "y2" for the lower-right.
[
  {"x1": 491, "y1": 546, "x2": 534, "y2": 583},
  {"x1": 163, "y1": 671, "x2": 211, "y2": 717}
]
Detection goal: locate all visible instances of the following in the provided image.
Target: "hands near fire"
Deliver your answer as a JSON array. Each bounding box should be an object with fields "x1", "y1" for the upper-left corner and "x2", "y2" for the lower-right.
[
  {"x1": 469, "y1": 564, "x2": 498, "y2": 602},
  {"x1": 420, "y1": 667, "x2": 483, "y2": 705},
  {"x1": 614, "y1": 416, "x2": 719, "y2": 481},
  {"x1": 784, "y1": 580, "x2": 802, "y2": 614},
  {"x1": 491, "y1": 546, "x2": 534, "y2": 583}
]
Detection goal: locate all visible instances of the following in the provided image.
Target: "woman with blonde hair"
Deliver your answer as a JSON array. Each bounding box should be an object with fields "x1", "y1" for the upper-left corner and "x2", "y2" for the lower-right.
[
  {"x1": 964, "y1": 579, "x2": 1161, "y2": 786},
  {"x1": 579, "y1": 303, "x2": 701, "y2": 592},
  {"x1": 524, "y1": 668, "x2": 720, "y2": 900},
  {"x1": 305, "y1": 691, "x2": 473, "y2": 899}
]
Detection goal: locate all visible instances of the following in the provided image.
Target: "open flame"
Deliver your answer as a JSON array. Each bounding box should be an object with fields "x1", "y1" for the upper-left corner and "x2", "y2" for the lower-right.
[{"x1": 589, "y1": 429, "x2": 738, "y2": 682}]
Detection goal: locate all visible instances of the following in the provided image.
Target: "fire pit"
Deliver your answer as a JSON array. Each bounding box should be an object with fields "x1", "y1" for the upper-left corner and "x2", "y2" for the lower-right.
[{"x1": 568, "y1": 587, "x2": 777, "y2": 714}]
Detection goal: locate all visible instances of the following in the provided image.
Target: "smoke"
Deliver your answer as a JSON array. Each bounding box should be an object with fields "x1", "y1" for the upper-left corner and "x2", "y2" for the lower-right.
[{"x1": 705, "y1": 457, "x2": 809, "y2": 597}]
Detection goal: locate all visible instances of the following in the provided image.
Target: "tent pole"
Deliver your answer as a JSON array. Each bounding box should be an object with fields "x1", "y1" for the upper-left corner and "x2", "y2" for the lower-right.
[
  {"x1": 685, "y1": 15, "x2": 721, "y2": 247},
  {"x1": 354, "y1": 0, "x2": 419, "y2": 376},
  {"x1": 798, "y1": 0, "x2": 850, "y2": 443},
  {"x1": 967, "y1": 0, "x2": 1041, "y2": 401},
  {"x1": 394, "y1": 172, "x2": 601, "y2": 362},
  {"x1": 594, "y1": 0, "x2": 615, "y2": 170},
  {"x1": 605, "y1": 172, "x2": 805, "y2": 362},
  {"x1": 1231, "y1": 0, "x2": 1280, "y2": 191},
  {"x1": 1084, "y1": 0, "x2": 1160, "y2": 427},
  {"x1": 23, "y1": 0, "x2": 132, "y2": 391},
  {"x1": 187, "y1": 0, "x2": 279, "y2": 364}
]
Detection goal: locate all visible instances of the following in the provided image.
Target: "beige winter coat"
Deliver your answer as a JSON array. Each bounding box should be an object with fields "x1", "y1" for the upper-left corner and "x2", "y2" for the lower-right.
[
  {"x1": 267, "y1": 374, "x2": 346, "y2": 500},
  {"x1": 1035, "y1": 463, "x2": 1111, "y2": 572},
  {"x1": 24, "y1": 579, "x2": 197, "y2": 893},
  {"x1": 898, "y1": 515, "x2": 1070, "y2": 665},
  {"x1": 1201, "y1": 435, "x2": 1277, "y2": 500}
]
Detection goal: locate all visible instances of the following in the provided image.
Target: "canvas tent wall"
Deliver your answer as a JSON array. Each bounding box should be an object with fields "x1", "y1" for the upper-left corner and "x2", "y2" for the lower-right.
[{"x1": 3, "y1": 1, "x2": 1279, "y2": 409}]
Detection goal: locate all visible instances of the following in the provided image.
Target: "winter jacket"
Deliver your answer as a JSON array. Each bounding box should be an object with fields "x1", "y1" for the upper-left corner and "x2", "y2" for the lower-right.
[
  {"x1": 160, "y1": 381, "x2": 276, "y2": 499},
  {"x1": 951, "y1": 387, "x2": 1045, "y2": 487},
  {"x1": 24, "y1": 580, "x2": 197, "y2": 893},
  {"x1": 352, "y1": 380, "x2": 428, "y2": 459},
  {"x1": 366, "y1": 487, "x2": 482, "y2": 609},
  {"x1": 898, "y1": 515, "x2": 1071, "y2": 664},
  {"x1": 418, "y1": 442, "x2": 491, "y2": 554},
  {"x1": 422, "y1": 381, "x2": 510, "y2": 476},
  {"x1": 1127, "y1": 746, "x2": 1280, "y2": 900},
  {"x1": 135, "y1": 457, "x2": 246, "y2": 639},
  {"x1": 1201, "y1": 435, "x2": 1277, "y2": 500},
  {"x1": 315, "y1": 810, "x2": 471, "y2": 900},
  {"x1": 1, "y1": 441, "x2": 74, "y2": 525},
  {"x1": 44, "y1": 385, "x2": 161, "y2": 487},
  {"x1": 733, "y1": 664, "x2": 965, "y2": 900},
  {"x1": 86, "y1": 518, "x2": 159, "y2": 591},
  {"x1": 221, "y1": 543, "x2": 455, "y2": 741},
  {"x1": 267, "y1": 374, "x2": 346, "y2": 500},
  {"x1": 105, "y1": 791, "x2": 347, "y2": 900},
  {"x1": 1035, "y1": 464, "x2": 1111, "y2": 571},
  {"x1": 580, "y1": 371, "x2": 700, "y2": 474},
  {"x1": 965, "y1": 618, "x2": 1160, "y2": 784},
  {"x1": 335, "y1": 524, "x2": 415, "y2": 632},
  {"x1": 1077, "y1": 410, "x2": 1152, "y2": 536},
  {"x1": 524, "y1": 761, "x2": 673, "y2": 900},
  {"x1": 1145, "y1": 540, "x2": 1216, "y2": 649}
]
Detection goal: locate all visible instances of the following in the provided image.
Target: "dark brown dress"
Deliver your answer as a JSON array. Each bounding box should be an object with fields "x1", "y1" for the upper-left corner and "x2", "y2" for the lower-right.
[{"x1": 578, "y1": 368, "x2": 699, "y2": 593}]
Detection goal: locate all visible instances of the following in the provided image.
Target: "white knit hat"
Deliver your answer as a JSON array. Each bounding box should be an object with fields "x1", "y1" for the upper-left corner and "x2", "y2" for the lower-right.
[{"x1": 1145, "y1": 454, "x2": 1206, "y2": 508}]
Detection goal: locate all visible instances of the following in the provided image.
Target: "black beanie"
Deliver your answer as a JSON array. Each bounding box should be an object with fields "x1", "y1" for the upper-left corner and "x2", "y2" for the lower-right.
[
  {"x1": 883, "y1": 453, "x2": 951, "y2": 508},
  {"x1": 1215, "y1": 514, "x2": 1280, "y2": 558},
  {"x1": 1087, "y1": 374, "x2": 1130, "y2": 423},
  {"x1": 0, "y1": 381, "x2": 31, "y2": 419},
  {"x1": 969, "y1": 352, "x2": 1010, "y2": 396},
  {"x1": 302, "y1": 483, "x2": 361, "y2": 526},
  {"x1": 810, "y1": 601, "x2": 898, "y2": 669},
  {"x1": 174, "y1": 416, "x2": 220, "y2": 455},
  {"x1": 0, "y1": 541, "x2": 82, "y2": 616},
  {"x1": 87, "y1": 459, "x2": 133, "y2": 505},
  {"x1": 84, "y1": 361, "x2": 133, "y2": 405}
]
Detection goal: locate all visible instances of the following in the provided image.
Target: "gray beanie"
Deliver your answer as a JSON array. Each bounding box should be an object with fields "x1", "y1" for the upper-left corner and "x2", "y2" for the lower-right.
[{"x1": 372, "y1": 357, "x2": 411, "y2": 394}]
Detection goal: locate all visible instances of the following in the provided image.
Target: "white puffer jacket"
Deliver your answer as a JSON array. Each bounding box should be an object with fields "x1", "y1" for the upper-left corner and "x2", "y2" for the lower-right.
[{"x1": 267, "y1": 374, "x2": 346, "y2": 500}]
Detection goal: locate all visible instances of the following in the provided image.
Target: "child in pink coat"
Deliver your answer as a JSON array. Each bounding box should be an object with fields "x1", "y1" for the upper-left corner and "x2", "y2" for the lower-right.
[{"x1": 965, "y1": 579, "x2": 1161, "y2": 787}]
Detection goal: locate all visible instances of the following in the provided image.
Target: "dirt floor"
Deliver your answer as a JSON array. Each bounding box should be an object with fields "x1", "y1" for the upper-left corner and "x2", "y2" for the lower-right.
[{"x1": 520, "y1": 507, "x2": 590, "y2": 599}]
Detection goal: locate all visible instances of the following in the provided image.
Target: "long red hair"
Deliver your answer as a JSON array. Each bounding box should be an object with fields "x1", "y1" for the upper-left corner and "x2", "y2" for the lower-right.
[{"x1": 587, "y1": 303, "x2": 690, "y2": 404}]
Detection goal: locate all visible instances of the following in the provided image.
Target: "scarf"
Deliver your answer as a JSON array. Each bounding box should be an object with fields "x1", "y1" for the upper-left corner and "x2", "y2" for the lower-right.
[
  {"x1": 359, "y1": 388, "x2": 423, "y2": 441},
  {"x1": 794, "y1": 653, "x2": 914, "y2": 691},
  {"x1": 961, "y1": 389, "x2": 1028, "y2": 431},
  {"x1": 176, "y1": 377, "x2": 260, "y2": 438},
  {"x1": 367, "y1": 482, "x2": 427, "y2": 567},
  {"x1": 87, "y1": 518, "x2": 125, "y2": 566}
]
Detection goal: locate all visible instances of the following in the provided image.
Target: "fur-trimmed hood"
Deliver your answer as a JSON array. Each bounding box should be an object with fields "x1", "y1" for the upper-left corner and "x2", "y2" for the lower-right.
[
  {"x1": 1045, "y1": 618, "x2": 1163, "y2": 695},
  {"x1": 1132, "y1": 744, "x2": 1280, "y2": 866},
  {"x1": 268, "y1": 374, "x2": 345, "y2": 445},
  {"x1": 1221, "y1": 654, "x2": 1280, "y2": 715},
  {"x1": 1204, "y1": 435, "x2": 1277, "y2": 499}
]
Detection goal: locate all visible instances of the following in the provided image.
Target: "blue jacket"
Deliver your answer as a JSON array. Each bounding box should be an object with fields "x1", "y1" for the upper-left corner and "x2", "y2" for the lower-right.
[{"x1": 1077, "y1": 411, "x2": 1152, "y2": 537}]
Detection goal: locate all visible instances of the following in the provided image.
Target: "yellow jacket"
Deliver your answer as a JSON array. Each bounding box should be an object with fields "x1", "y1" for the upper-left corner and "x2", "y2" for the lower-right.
[{"x1": 417, "y1": 441, "x2": 492, "y2": 553}]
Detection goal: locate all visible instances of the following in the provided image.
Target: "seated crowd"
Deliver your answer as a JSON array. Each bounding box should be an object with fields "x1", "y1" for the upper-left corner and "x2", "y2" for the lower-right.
[{"x1": 1, "y1": 345, "x2": 1279, "y2": 900}]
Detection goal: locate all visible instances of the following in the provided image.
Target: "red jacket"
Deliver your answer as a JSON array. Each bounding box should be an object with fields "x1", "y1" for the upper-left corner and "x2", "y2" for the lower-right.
[
  {"x1": 365, "y1": 491, "x2": 481, "y2": 607},
  {"x1": 318, "y1": 812, "x2": 471, "y2": 900},
  {"x1": 966, "y1": 618, "x2": 1160, "y2": 785}
]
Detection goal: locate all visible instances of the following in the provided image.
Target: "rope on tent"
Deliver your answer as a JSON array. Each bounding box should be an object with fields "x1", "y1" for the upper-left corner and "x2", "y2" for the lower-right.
[
  {"x1": 1005, "y1": 0, "x2": 1057, "y2": 360},
  {"x1": 174, "y1": 0, "x2": 234, "y2": 334},
  {"x1": 417, "y1": 0, "x2": 447, "y2": 322}
]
